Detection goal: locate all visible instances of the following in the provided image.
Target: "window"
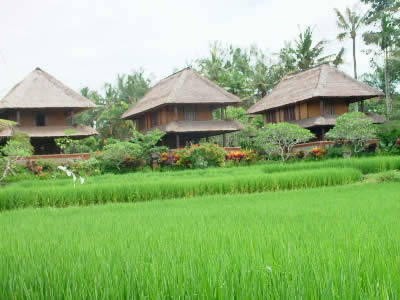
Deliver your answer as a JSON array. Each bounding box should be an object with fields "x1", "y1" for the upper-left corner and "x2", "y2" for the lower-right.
[
  {"x1": 35, "y1": 112, "x2": 46, "y2": 126},
  {"x1": 184, "y1": 105, "x2": 196, "y2": 121},
  {"x1": 324, "y1": 101, "x2": 335, "y2": 115},
  {"x1": 266, "y1": 110, "x2": 277, "y2": 123},
  {"x1": 150, "y1": 112, "x2": 159, "y2": 127},
  {"x1": 283, "y1": 105, "x2": 296, "y2": 121}
]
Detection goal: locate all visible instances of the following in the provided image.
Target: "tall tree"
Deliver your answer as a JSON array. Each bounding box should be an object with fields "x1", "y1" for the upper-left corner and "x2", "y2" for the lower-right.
[
  {"x1": 280, "y1": 26, "x2": 345, "y2": 72},
  {"x1": 362, "y1": 0, "x2": 400, "y2": 114},
  {"x1": 334, "y1": 7, "x2": 367, "y2": 111},
  {"x1": 76, "y1": 70, "x2": 151, "y2": 141}
]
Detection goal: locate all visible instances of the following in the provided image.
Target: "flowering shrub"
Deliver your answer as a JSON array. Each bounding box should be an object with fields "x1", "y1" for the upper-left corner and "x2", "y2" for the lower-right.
[
  {"x1": 243, "y1": 149, "x2": 259, "y2": 163},
  {"x1": 310, "y1": 147, "x2": 328, "y2": 159},
  {"x1": 175, "y1": 143, "x2": 226, "y2": 168},
  {"x1": 226, "y1": 151, "x2": 245, "y2": 162}
]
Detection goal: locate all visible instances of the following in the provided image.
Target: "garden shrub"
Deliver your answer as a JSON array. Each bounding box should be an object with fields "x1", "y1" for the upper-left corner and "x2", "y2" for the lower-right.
[
  {"x1": 326, "y1": 147, "x2": 345, "y2": 159},
  {"x1": 175, "y1": 143, "x2": 226, "y2": 168},
  {"x1": 97, "y1": 142, "x2": 144, "y2": 171},
  {"x1": 309, "y1": 147, "x2": 327, "y2": 159}
]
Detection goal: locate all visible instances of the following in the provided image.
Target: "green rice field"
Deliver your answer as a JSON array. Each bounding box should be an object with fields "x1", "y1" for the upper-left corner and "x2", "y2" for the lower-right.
[
  {"x1": 1, "y1": 156, "x2": 400, "y2": 299},
  {"x1": 1, "y1": 156, "x2": 399, "y2": 210},
  {"x1": 1, "y1": 182, "x2": 399, "y2": 299}
]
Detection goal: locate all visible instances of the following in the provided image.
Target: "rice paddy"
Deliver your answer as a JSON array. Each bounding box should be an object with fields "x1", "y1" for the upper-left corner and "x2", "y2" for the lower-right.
[
  {"x1": 1, "y1": 156, "x2": 399, "y2": 299},
  {"x1": 1, "y1": 182, "x2": 399, "y2": 299}
]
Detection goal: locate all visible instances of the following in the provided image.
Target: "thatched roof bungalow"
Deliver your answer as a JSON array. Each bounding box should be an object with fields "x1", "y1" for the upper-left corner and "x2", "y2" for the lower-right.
[
  {"x1": 0, "y1": 68, "x2": 97, "y2": 154},
  {"x1": 122, "y1": 68, "x2": 244, "y2": 148},
  {"x1": 247, "y1": 64, "x2": 385, "y2": 139}
]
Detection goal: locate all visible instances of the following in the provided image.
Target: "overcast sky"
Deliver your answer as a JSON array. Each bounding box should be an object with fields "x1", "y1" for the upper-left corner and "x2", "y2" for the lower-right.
[{"x1": 0, "y1": 0, "x2": 373, "y2": 98}]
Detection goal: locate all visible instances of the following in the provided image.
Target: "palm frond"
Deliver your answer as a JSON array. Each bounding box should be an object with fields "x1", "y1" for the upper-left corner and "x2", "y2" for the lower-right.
[
  {"x1": 337, "y1": 32, "x2": 348, "y2": 41},
  {"x1": 0, "y1": 119, "x2": 17, "y2": 129}
]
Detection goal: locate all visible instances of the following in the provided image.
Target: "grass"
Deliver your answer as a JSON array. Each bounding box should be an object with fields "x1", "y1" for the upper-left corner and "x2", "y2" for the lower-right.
[
  {"x1": 2, "y1": 156, "x2": 399, "y2": 211},
  {"x1": 0, "y1": 167, "x2": 362, "y2": 210},
  {"x1": 263, "y1": 155, "x2": 400, "y2": 174},
  {"x1": 1, "y1": 182, "x2": 399, "y2": 299}
]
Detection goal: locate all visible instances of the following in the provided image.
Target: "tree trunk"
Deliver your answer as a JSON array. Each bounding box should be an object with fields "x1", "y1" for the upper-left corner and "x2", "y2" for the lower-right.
[
  {"x1": 384, "y1": 48, "x2": 391, "y2": 115},
  {"x1": 352, "y1": 37, "x2": 359, "y2": 112}
]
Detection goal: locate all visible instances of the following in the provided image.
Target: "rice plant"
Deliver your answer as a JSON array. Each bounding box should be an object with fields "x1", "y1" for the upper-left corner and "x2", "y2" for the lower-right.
[
  {"x1": 0, "y1": 168, "x2": 362, "y2": 210},
  {"x1": 0, "y1": 183, "x2": 399, "y2": 299}
]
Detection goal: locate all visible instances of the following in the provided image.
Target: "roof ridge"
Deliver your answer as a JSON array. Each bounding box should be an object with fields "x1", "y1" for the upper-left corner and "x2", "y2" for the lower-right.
[
  {"x1": 165, "y1": 69, "x2": 190, "y2": 104},
  {"x1": 313, "y1": 64, "x2": 328, "y2": 97}
]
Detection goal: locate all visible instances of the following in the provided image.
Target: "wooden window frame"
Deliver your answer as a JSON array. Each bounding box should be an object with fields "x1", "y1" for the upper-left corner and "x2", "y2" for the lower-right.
[
  {"x1": 323, "y1": 101, "x2": 335, "y2": 115},
  {"x1": 266, "y1": 110, "x2": 277, "y2": 123},
  {"x1": 184, "y1": 105, "x2": 197, "y2": 121},
  {"x1": 283, "y1": 105, "x2": 296, "y2": 121}
]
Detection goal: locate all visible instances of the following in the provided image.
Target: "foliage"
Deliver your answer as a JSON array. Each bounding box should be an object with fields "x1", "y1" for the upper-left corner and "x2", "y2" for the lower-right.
[
  {"x1": 97, "y1": 142, "x2": 144, "y2": 171},
  {"x1": 309, "y1": 147, "x2": 328, "y2": 159},
  {"x1": 325, "y1": 112, "x2": 377, "y2": 153},
  {"x1": 175, "y1": 143, "x2": 226, "y2": 168},
  {"x1": 326, "y1": 146, "x2": 346, "y2": 158},
  {"x1": 96, "y1": 129, "x2": 166, "y2": 171},
  {"x1": 376, "y1": 124, "x2": 400, "y2": 154},
  {"x1": 130, "y1": 129, "x2": 167, "y2": 161},
  {"x1": 75, "y1": 70, "x2": 152, "y2": 140},
  {"x1": 255, "y1": 123, "x2": 315, "y2": 161},
  {"x1": 0, "y1": 133, "x2": 34, "y2": 183},
  {"x1": 280, "y1": 26, "x2": 344, "y2": 72},
  {"x1": 57, "y1": 136, "x2": 101, "y2": 154},
  {"x1": 2, "y1": 133, "x2": 33, "y2": 157}
]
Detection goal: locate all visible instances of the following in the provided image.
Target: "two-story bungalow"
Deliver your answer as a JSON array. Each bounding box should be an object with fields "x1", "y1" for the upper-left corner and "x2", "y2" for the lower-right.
[
  {"x1": 0, "y1": 68, "x2": 97, "y2": 154},
  {"x1": 247, "y1": 64, "x2": 385, "y2": 140},
  {"x1": 122, "y1": 68, "x2": 244, "y2": 148}
]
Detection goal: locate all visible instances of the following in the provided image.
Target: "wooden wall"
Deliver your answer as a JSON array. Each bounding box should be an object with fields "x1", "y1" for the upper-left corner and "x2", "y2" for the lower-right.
[
  {"x1": 307, "y1": 100, "x2": 321, "y2": 118},
  {"x1": 136, "y1": 105, "x2": 214, "y2": 132},
  {"x1": 263, "y1": 99, "x2": 351, "y2": 125},
  {"x1": 17, "y1": 110, "x2": 68, "y2": 126}
]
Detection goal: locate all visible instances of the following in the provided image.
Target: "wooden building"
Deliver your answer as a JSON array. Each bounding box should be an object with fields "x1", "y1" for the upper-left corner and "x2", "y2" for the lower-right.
[
  {"x1": 0, "y1": 68, "x2": 97, "y2": 154},
  {"x1": 122, "y1": 68, "x2": 244, "y2": 148},
  {"x1": 247, "y1": 64, "x2": 385, "y2": 140}
]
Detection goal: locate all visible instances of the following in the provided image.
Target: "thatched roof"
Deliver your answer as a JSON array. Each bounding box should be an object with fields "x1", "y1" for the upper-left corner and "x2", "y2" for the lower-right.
[
  {"x1": 0, "y1": 125, "x2": 97, "y2": 138},
  {"x1": 248, "y1": 64, "x2": 384, "y2": 114},
  {"x1": 142, "y1": 119, "x2": 244, "y2": 134},
  {"x1": 289, "y1": 112, "x2": 385, "y2": 128},
  {"x1": 0, "y1": 68, "x2": 96, "y2": 110},
  {"x1": 122, "y1": 68, "x2": 241, "y2": 119}
]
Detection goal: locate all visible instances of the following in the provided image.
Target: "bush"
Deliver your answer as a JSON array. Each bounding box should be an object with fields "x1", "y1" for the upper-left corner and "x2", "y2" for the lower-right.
[
  {"x1": 326, "y1": 147, "x2": 345, "y2": 159},
  {"x1": 309, "y1": 147, "x2": 328, "y2": 159},
  {"x1": 175, "y1": 143, "x2": 226, "y2": 168},
  {"x1": 97, "y1": 142, "x2": 144, "y2": 171},
  {"x1": 96, "y1": 129, "x2": 167, "y2": 172},
  {"x1": 255, "y1": 123, "x2": 315, "y2": 161},
  {"x1": 326, "y1": 112, "x2": 377, "y2": 153}
]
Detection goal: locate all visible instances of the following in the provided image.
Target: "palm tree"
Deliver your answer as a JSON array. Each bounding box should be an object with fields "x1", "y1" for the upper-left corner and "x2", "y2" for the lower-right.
[
  {"x1": 334, "y1": 7, "x2": 366, "y2": 111},
  {"x1": 362, "y1": 0, "x2": 400, "y2": 114},
  {"x1": 287, "y1": 26, "x2": 344, "y2": 71}
]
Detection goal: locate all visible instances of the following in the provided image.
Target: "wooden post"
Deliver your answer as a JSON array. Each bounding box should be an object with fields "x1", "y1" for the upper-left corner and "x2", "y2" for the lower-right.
[
  {"x1": 174, "y1": 106, "x2": 179, "y2": 120},
  {"x1": 321, "y1": 127, "x2": 325, "y2": 141},
  {"x1": 176, "y1": 134, "x2": 180, "y2": 149},
  {"x1": 221, "y1": 107, "x2": 225, "y2": 120},
  {"x1": 361, "y1": 101, "x2": 365, "y2": 112},
  {"x1": 320, "y1": 100, "x2": 324, "y2": 116},
  {"x1": 263, "y1": 114, "x2": 267, "y2": 125},
  {"x1": 222, "y1": 133, "x2": 226, "y2": 147},
  {"x1": 71, "y1": 111, "x2": 75, "y2": 125}
]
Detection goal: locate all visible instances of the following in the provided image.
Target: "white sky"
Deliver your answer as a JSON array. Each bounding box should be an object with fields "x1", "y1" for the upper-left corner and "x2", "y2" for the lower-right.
[{"x1": 0, "y1": 0, "x2": 373, "y2": 98}]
